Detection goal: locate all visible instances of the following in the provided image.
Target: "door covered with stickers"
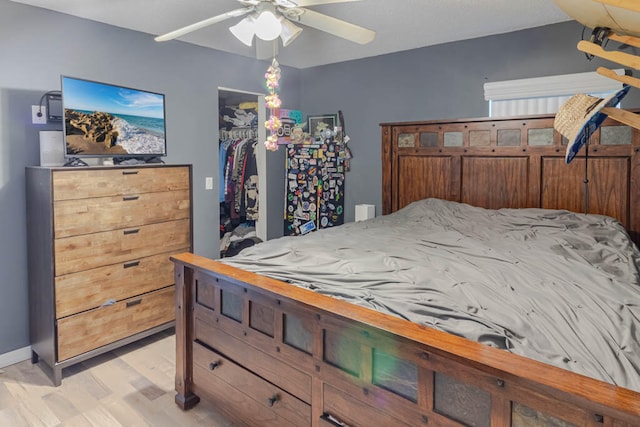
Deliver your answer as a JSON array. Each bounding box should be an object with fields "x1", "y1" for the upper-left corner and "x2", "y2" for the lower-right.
[{"x1": 284, "y1": 140, "x2": 345, "y2": 236}]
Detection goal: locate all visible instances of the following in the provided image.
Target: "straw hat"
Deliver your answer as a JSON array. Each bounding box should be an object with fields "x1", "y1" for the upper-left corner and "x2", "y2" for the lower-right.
[{"x1": 554, "y1": 85, "x2": 630, "y2": 164}]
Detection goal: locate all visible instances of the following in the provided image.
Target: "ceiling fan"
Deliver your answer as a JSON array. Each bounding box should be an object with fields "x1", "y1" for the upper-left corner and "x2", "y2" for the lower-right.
[{"x1": 154, "y1": 0, "x2": 375, "y2": 49}]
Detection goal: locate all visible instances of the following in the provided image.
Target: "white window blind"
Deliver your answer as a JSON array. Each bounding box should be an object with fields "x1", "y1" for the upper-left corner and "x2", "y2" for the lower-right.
[{"x1": 484, "y1": 70, "x2": 625, "y2": 117}]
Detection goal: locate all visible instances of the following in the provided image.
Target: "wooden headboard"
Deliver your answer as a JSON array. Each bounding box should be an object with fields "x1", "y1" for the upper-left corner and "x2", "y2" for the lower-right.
[{"x1": 381, "y1": 113, "x2": 640, "y2": 244}]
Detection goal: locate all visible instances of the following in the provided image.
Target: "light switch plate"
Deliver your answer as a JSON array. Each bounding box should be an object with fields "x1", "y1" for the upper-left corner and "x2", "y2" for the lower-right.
[{"x1": 205, "y1": 177, "x2": 213, "y2": 190}]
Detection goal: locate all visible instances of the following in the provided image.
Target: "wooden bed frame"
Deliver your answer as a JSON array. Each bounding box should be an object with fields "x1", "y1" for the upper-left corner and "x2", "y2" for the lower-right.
[{"x1": 172, "y1": 114, "x2": 640, "y2": 426}]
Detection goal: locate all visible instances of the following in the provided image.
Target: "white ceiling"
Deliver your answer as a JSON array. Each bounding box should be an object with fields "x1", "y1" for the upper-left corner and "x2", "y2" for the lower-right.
[{"x1": 11, "y1": 0, "x2": 573, "y2": 69}]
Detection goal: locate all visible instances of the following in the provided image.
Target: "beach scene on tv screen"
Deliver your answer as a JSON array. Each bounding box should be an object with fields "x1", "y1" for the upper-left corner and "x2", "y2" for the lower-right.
[{"x1": 63, "y1": 78, "x2": 166, "y2": 156}]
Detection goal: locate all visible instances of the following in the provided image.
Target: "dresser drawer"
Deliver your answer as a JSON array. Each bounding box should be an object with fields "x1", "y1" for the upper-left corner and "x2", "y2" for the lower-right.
[
  {"x1": 55, "y1": 250, "x2": 186, "y2": 318},
  {"x1": 52, "y1": 166, "x2": 189, "y2": 201},
  {"x1": 192, "y1": 342, "x2": 311, "y2": 427},
  {"x1": 54, "y1": 189, "x2": 190, "y2": 238},
  {"x1": 54, "y1": 219, "x2": 190, "y2": 275},
  {"x1": 57, "y1": 285, "x2": 174, "y2": 361},
  {"x1": 323, "y1": 384, "x2": 410, "y2": 427}
]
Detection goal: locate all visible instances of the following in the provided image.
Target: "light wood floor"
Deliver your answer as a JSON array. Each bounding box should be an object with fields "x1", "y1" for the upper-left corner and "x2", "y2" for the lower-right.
[{"x1": 0, "y1": 330, "x2": 235, "y2": 426}]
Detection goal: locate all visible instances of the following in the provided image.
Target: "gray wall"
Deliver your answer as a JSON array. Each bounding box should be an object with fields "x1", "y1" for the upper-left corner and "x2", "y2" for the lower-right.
[
  {"x1": 300, "y1": 21, "x2": 640, "y2": 221},
  {"x1": 1, "y1": 1, "x2": 638, "y2": 357}
]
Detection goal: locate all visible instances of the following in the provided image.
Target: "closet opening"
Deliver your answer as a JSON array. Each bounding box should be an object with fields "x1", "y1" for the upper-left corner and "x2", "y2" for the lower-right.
[{"x1": 218, "y1": 88, "x2": 267, "y2": 258}]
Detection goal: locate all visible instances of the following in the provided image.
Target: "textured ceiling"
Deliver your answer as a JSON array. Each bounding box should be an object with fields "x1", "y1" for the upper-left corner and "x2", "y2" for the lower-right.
[{"x1": 11, "y1": 0, "x2": 572, "y2": 68}]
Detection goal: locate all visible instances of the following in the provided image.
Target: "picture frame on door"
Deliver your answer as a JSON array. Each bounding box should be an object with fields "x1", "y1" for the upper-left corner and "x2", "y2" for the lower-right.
[{"x1": 308, "y1": 114, "x2": 337, "y2": 140}]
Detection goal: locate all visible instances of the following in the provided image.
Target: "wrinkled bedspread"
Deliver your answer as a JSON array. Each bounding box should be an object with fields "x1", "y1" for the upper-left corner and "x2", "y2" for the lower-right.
[{"x1": 223, "y1": 198, "x2": 640, "y2": 391}]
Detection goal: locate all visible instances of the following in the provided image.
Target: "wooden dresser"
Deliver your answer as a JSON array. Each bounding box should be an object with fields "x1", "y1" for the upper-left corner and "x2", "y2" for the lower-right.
[{"x1": 26, "y1": 164, "x2": 192, "y2": 386}]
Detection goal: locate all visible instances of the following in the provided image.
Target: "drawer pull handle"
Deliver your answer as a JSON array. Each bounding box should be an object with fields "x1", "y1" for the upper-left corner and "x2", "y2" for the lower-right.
[
  {"x1": 123, "y1": 228, "x2": 140, "y2": 235},
  {"x1": 320, "y1": 414, "x2": 349, "y2": 427},
  {"x1": 126, "y1": 299, "x2": 142, "y2": 308},
  {"x1": 267, "y1": 394, "x2": 279, "y2": 407},
  {"x1": 123, "y1": 195, "x2": 139, "y2": 201},
  {"x1": 209, "y1": 361, "x2": 221, "y2": 370},
  {"x1": 122, "y1": 170, "x2": 139, "y2": 175},
  {"x1": 123, "y1": 261, "x2": 140, "y2": 269}
]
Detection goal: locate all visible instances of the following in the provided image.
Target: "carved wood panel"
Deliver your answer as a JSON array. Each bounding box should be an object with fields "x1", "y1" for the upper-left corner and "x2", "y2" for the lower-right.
[
  {"x1": 461, "y1": 156, "x2": 529, "y2": 209},
  {"x1": 541, "y1": 157, "x2": 629, "y2": 226},
  {"x1": 397, "y1": 156, "x2": 453, "y2": 210}
]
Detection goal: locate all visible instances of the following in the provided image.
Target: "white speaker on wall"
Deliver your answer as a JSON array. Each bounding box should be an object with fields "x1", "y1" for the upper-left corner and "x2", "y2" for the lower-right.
[{"x1": 39, "y1": 131, "x2": 64, "y2": 166}]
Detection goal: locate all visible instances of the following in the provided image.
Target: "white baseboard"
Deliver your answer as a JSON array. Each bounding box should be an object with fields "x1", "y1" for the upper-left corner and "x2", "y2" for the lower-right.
[{"x1": 0, "y1": 346, "x2": 31, "y2": 369}]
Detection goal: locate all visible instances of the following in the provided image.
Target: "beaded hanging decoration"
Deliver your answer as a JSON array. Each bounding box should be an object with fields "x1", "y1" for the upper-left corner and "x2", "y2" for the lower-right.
[{"x1": 264, "y1": 58, "x2": 282, "y2": 151}]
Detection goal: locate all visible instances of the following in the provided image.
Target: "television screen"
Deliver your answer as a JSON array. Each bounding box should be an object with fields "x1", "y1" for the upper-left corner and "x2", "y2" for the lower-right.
[{"x1": 61, "y1": 76, "x2": 167, "y2": 159}]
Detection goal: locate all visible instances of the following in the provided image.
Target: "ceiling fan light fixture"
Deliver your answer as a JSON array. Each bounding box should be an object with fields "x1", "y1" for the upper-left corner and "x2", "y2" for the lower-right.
[
  {"x1": 229, "y1": 15, "x2": 256, "y2": 46},
  {"x1": 279, "y1": 17, "x2": 302, "y2": 47},
  {"x1": 254, "y1": 10, "x2": 282, "y2": 41}
]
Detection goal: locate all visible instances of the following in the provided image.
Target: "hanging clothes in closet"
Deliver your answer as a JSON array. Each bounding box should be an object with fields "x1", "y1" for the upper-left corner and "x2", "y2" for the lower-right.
[{"x1": 219, "y1": 105, "x2": 261, "y2": 257}]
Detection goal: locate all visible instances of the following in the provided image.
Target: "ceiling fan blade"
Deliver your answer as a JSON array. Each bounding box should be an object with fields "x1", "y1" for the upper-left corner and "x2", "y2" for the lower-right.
[
  {"x1": 155, "y1": 7, "x2": 252, "y2": 42},
  {"x1": 279, "y1": 0, "x2": 362, "y2": 6},
  {"x1": 297, "y1": 8, "x2": 375, "y2": 44}
]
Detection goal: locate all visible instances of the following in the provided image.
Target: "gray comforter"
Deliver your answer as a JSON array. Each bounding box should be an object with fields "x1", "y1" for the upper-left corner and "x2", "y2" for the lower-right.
[{"x1": 223, "y1": 198, "x2": 640, "y2": 391}]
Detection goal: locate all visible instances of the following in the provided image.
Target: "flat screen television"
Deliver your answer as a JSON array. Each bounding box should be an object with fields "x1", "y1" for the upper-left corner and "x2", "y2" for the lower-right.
[{"x1": 61, "y1": 76, "x2": 167, "y2": 164}]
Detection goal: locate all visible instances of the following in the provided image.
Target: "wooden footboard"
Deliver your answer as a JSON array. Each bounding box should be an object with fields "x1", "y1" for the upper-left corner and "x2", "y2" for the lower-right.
[{"x1": 172, "y1": 253, "x2": 640, "y2": 427}]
